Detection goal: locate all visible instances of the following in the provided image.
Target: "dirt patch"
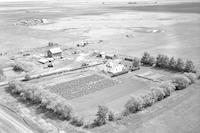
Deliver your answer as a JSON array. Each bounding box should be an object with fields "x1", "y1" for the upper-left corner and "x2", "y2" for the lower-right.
[{"x1": 15, "y1": 18, "x2": 48, "y2": 26}]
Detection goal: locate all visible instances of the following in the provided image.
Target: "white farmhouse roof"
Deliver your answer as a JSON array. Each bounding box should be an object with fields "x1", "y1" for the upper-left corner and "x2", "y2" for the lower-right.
[{"x1": 49, "y1": 47, "x2": 62, "y2": 54}]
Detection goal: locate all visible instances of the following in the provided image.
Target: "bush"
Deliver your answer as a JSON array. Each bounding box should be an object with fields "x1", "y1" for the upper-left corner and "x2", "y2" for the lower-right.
[
  {"x1": 13, "y1": 64, "x2": 25, "y2": 72},
  {"x1": 185, "y1": 60, "x2": 196, "y2": 73},
  {"x1": 70, "y1": 116, "x2": 84, "y2": 127},
  {"x1": 172, "y1": 75, "x2": 190, "y2": 90},
  {"x1": 107, "y1": 111, "x2": 123, "y2": 121},
  {"x1": 169, "y1": 57, "x2": 177, "y2": 70},
  {"x1": 176, "y1": 58, "x2": 185, "y2": 72},
  {"x1": 141, "y1": 52, "x2": 155, "y2": 66},
  {"x1": 132, "y1": 57, "x2": 140, "y2": 67},
  {"x1": 159, "y1": 81, "x2": 176, "y2": 94},
  {"x1": 155, "y1": 54, "x2": 170, "y2": 68},
  {"x1": 183, "y1": 72, "x2": 197, "y2": 84},
  {"x1": 141, "y1": 52, "x2": 150, "y2": 65},
  {"x1": 151, "y1": 87, "x2": 165, "y2": 101},
  {"x1": 93, "y1": 105, "x2": 108, "y2": 126},
  {"x1": 161, "y1": 86, "x2": 171, "y2": 97},
  {"x1": 13, "y1": 61, "x2": 34, "y2": 72},
  {"x1": 122, "y1": 108, "x2": 130, "y2": 117},
  {"x1": 108, "y1": 111, "x2": 115, "y2": 121},
  {"x1": 139, "y1": 91, "x2": 155, "y2": 108},
  {"x1": 24, "y1": 74, "x2": 31, "y2": 81},
  {"x1": 155, "y1": 54, "x2": 162, "y2": 67},
  {"x1": 149, "y1": 56, "x2": 156, "y2": 66},
  {"x1": 125, "y1": 96, "x2": 143, "y2": 114}
]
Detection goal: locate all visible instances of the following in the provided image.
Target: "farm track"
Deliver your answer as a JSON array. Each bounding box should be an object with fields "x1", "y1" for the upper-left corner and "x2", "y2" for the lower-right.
[{"x1": 118, "y1": 82, "x2": 200, "y2": 131}]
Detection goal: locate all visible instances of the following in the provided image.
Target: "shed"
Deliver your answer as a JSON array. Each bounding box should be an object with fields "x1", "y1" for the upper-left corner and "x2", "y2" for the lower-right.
[
  {"x1": 124, "y1": 56, "x2": 134, "y2": 62},
  {"x1": 38, "y1": 58, "x2": 49, "y2": 64},
  {"x1": 47, "y1": 47, "x2": 62, "y2": 57},
  {"x1": 104, "y1": 53, "x2": 117, "y2": 60}
]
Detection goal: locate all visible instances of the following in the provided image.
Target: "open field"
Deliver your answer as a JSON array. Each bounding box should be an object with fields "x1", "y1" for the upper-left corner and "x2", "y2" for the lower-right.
[
  {"x1": 1, "y1": 1, "x2": 200, "y2": 69},
  {"x1": 0, "y1": 1, "x2": 200, "y2": 133}
]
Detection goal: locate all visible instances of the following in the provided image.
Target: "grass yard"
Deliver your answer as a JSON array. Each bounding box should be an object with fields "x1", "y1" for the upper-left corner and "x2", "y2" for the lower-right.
[{"x1": 69, "y1": 73, "x2": 152, "y2": 119}]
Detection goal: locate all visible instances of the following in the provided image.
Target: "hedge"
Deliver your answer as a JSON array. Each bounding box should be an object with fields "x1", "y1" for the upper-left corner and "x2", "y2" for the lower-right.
[
  {"x1": 141, "y1": 52, "x2": 155, "y2": 66},
  {"x1": 139, "y1": 91, "x2": 155, "y2": 108},
  {"x1": 124, "y1": 96, "x2": 144, "y2": 114},
  {"x1": 70, "y1": 116, "x2": 84, "y2": 127},
  {"x1": 141, "y1": 53, "x2": 196, "y2": 73},
  {"x1": 172, "y1": 75, "x2": 191, "y2": 90},
  {"x1": 8, "y1": 81, "x2": 73, "y2": 120},
  {"x1": 159, "y1": 81, "x2": 176, "y2": 94},
  {"x1": 184, "y1": 72, "x2": 197, "y2": 84}
]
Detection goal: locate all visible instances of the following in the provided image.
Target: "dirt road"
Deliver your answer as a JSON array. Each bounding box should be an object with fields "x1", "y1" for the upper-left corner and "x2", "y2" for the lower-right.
[{"x1": 0, "y1": 107, "x2": 34, "y2": 133}]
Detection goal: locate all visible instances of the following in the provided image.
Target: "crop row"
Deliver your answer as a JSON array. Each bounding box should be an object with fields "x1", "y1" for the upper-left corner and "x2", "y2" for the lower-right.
[{"x1": 47, "y1": 75, "x2": 116, "y2": 99}]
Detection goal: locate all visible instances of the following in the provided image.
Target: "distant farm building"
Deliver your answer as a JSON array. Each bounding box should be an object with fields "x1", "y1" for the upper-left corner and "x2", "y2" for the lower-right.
[
  {"x1": 124, "y1": 56, "x2": 134, "y2": 62},
  {"x1": 92, "y1": 50, "x2": 101, "y2": 57},
  {"x1": 105, "y1": 54, "x2": 117, "y2": 60},
  {"x1": 48, "y1": 42, "x2": 59, "y2": 47},
  {"x1": 76, "y1": 41, "x2": 89, "y2": 47},
  {"x1": 47, "y1": 47, "x2": 62, "y2": 58}
]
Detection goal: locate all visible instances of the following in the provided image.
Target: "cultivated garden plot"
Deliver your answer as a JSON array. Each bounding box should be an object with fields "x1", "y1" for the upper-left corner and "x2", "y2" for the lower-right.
[{"x1": 45, "y1": 74, "x2": 118, "y2": 100}]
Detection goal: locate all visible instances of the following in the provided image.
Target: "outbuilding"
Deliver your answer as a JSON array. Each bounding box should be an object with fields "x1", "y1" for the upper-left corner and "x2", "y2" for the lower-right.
[
  {"x1": 104, "y1": 53, "x2": 117, "y2": 60},
  {"x1": 47, "y1": 47, "x2": 62, "y2": 58},
  {"x1": 38, "y1": 58, "x2": 49, "y2": 64}
]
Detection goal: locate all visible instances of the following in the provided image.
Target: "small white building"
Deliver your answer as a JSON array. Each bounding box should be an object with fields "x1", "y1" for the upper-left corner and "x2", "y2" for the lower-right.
[
  {"x1": 38, "y1": 58, "x2": 49, "y2": 64},
  {"x1": 47, "y1": 47, "x2": 62, "y2": 58}
]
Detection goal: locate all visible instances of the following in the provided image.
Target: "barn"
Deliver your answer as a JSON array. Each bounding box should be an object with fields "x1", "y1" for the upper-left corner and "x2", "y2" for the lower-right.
[{"x1": 47, "y1": 47, "x2": 62, "y2": 58}]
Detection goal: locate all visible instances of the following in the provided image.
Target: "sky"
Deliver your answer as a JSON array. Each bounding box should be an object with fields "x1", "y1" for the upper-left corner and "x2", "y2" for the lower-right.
[
  {"x1": 0, "y1": 0, "x2": 55, "y2": 2},
  {"x1": 0, "y1": 0, "x2": 199, "y2": 3}
]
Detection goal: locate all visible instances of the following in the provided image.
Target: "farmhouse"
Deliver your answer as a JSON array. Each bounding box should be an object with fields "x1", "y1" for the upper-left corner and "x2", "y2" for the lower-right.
[
  {"x1": 104, "y1": 61, "x2": 125, "y2": 75},
  {"x1": 121, "y1": 60, "x2": 134, "y2": 70},
  {"x1": 47, "y1": 47, "x2": 62, "y2": 58}
]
